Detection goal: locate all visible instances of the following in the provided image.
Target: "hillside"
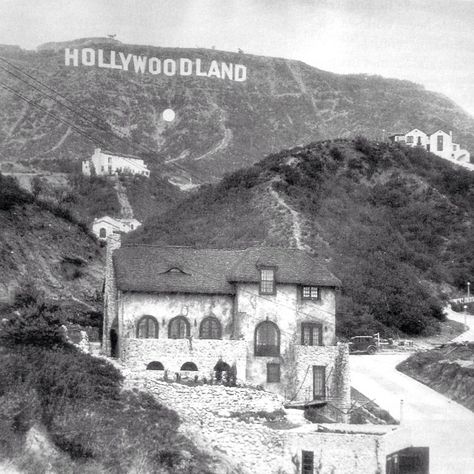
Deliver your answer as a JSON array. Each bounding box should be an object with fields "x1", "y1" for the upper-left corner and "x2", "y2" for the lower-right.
[
  {"x1": 1, "y1": 39, "x2": 474, "y2": 184},
  {"x1": 0, "y1": 173, "x2": 103, "y2": 306},
  {"x1": 397, "y1": 342, "x2": 474, "y2": 411},
  {"x1": 128, "y1": 139, "x2": 474, "y2": 337}
]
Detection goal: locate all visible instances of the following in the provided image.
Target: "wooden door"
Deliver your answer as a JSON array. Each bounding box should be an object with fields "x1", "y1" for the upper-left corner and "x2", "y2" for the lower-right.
[{"x1": 313, "y1": 365, "x2": 326, "y2": 399}]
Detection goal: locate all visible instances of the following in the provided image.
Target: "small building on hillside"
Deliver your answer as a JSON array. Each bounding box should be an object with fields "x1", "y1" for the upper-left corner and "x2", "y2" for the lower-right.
[
  {"x1": 92, "y1": 216, "x2": 141, "y2": 241},
  {"x1": 388, "y1": 128, "x2": 470, "y2": 163},
  {"x1": 103, "y1": 235, "x2": 351, "y2": 420},
  {"x1": 82, "y1": 148, "x2": 150, "y2": 177}
]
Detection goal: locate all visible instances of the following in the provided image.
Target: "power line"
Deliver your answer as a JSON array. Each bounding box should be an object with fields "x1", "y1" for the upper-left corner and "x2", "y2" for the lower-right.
[
  {"x1": 0, "y1": 80, "x2": 109, "y2": 149},
  {"x1": 0, "y1": 56, "x2": 206, "y2": 184}
]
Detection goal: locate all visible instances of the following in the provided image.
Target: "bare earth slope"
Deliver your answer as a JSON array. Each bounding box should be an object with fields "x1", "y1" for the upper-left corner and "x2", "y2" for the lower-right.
[
  {"x1": 0, "y1": 199, "x2": 103, "y2": 304},
  {"x1": 1, "y1": 39, "x2": 474, "y2": 182}
]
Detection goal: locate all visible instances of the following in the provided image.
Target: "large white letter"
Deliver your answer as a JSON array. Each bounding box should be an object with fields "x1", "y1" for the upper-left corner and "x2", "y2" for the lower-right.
[
  {"x1": 82, "y1": 48, "x2": 96, "y2": 66},
  {"x1": 163, "y1": 59, "x2": 176, "y2": 76},
  {"x1": 221, "y1": 62, "x2": 233, "y2": 81},
  {"x1": 64, "y1": 48, "x2": 79, "y2": 67},
  {"x1": 109, "y1": 51, "x2": 122, "y2": 69},
  {"x1": 98, "y1": 50, "x2": 111, "y2": 68},
  {"x1": 195, "y1": 59, "x2": 207, "y2": 77},
  {"x1": 207, "y1": 60, "x2": 221, "y2": 79},
  {"x1": 119, "y1": 52, "x2": 132, "y2": 71},
  {"x1": 148, "y1": 57, "x2": 161, "y2": 75},
  {"x1": 132, "y1": 55, "x2": 147, "y2": 73},
  {"x1": 179, "y1": 58, "x2": 193, "y2": 76},
  {"x1": 234, "y1": 64, "x2": 247, "y2": 82}
]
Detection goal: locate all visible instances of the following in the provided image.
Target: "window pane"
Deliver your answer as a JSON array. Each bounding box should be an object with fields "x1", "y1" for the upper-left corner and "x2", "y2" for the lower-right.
[
  {"x1": 170, "y1": 317, "x2": 188, "y2": 339},
  {"x1": 267, "y1": 363, "x2": 280, "y2": 383},
  {"x1": 302, "y1": 326, "x2": 311, "y2": 345},
  {"x1": 260, "y1": 269, "x2": 275, "y2": 294},
  {"x1": 310, "y1": 287, "x2": 319, "y2": 299},
  {"x1": 261, "y1": 280, "x2": 274, "y2": 293},
  {"x1": 302, "y1": 451, "x2": 314, "y2": 474},
  {"x1": 261, "y1": 269, "x2": 274, "y2": 280},
  {"x1": 303, "y1": 286, "x2": 311, "y2": 298},
  {"x1": 312, "y1": 326, "x2": 320, "y2": 345},
  {"x1": 256, "y1": 322, "x2": 280, "y2": 356}
]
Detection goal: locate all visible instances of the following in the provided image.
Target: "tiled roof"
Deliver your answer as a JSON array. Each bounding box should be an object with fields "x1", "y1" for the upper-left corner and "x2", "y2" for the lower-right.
[
  {"x1": 228, "y1": 247, "x2": 341, "y2": 287},
  {"x1": 113, "y1": 246, "x2": 340, "y2": 294}
]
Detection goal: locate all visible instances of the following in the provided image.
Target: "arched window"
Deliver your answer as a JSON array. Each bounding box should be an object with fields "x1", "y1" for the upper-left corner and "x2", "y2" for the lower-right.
[
  {"x1": 181, "y1": 362, "x2": 198, "y2": 371},
  {"x1": 168, "y1": 316, "x2": 190, "y2": 339},
  {"x1": 99, "y1": 227, "x2": 107, "y2": 238},
  {"x1": 255, "y1": 321, "x2": 280, "y2": 356},
  {"x1": 146, "y1": 361, "x2": 164, "y2": 370},
  {"x1": 199, "y1": 316, "x2": 222, "y2": 339},
  {"x1": 136, "y1": 316, "x2": 159, "y2": 338}
]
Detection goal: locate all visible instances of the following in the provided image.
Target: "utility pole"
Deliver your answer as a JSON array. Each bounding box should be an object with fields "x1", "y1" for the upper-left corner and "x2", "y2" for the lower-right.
[
  {"x1": 464, "y1": 305, "x2": 468, "y2": 329},
  {"x1": 467, "y1": 281, "x2": 471, "y2": 299}
]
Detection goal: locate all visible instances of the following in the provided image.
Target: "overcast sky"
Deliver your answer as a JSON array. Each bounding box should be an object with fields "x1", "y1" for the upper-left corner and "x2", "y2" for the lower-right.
[{"x1": 1, "y1": 0, "x2": 474, "y2": 114}]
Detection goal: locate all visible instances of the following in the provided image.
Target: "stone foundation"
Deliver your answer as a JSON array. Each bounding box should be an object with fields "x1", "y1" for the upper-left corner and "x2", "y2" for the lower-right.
[{"x1": 121, "y1": 338, "x2": 247, "y2": 381}]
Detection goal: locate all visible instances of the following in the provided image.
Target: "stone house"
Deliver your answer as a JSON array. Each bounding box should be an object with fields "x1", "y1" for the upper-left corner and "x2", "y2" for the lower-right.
[
  {"x1": 103, "y1": 235, "x2": 350, "y2": 418},
  {"x1": 389, "y1": 128, "x2": 470, "y2": 163},
  {"x1": 82, "y1": 148, "x2": 150, "y2": 177},
  {"x1": 92, "y1": 216, "x2": 141, "y2": 241}
]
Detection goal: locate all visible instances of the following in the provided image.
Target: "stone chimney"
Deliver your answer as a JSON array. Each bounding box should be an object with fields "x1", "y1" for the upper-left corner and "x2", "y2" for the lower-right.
[
  {"x1": 449, "y1": 130, "x2": 453, "y2": 137},
  {"x1": 102, "y1": 233, "x2": 121, "y2": 355}
]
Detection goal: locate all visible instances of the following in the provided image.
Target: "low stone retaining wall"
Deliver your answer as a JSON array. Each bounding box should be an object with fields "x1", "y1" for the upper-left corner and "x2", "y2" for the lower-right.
[
  {"x1": 122, "y1": 338, "x2": 247, "y2": 381},
  {"x1": 124, "y1": 370, "x2": 409, "y2": 473}
]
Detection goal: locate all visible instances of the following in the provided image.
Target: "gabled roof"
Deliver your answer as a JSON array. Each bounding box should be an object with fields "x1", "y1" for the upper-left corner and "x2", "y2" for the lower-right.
[
  {"x1": 113, "y1": 246, "x2": 341, "y2": 295},
  {"x1": 406, "y1": 128, "x2": 427, "y2": 135},
  {"x1": 114, "y1": 247, "x2": 244, "y2": 294},
  {"x1": 93, "y1": 216, "x2": 123, "y2": 228},
  {"x1": 228, "y1": 247, "x2": 340, "y2": 287}
]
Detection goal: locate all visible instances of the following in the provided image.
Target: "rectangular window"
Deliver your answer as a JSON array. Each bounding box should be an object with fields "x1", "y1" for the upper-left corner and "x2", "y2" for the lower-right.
[
  {"x1": 301, "y1": 451, "x2": 314, "y2": 474},
  {"x1": 266, "y1": 363, "x2": 280, "y2": 383},
  {"x1": 259, "y1": 268, "x2": 275, "y2": 294},
  {"x1": 437, "y1": 135, "x2": 443, "y2": 151},
  {"x1": 406, "y1": 135, "x2": 414, "y2": 144},
  {"x1": 301, "y1": 322, "x2": 322, "y2": 346},
  {"x1": 302, "y1": 286, "x2": 319, "y2": 300}
]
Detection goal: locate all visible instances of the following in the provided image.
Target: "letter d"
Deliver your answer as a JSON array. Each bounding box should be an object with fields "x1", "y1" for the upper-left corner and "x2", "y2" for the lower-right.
[{"x1": 180, "y1": 58, "x2": 193, "y2": 76}]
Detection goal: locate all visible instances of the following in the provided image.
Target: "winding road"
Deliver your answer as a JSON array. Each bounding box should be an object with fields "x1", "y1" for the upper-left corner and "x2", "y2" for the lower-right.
[{"x1": 350, "y1": 309, "x2": 474, "y2": 473}]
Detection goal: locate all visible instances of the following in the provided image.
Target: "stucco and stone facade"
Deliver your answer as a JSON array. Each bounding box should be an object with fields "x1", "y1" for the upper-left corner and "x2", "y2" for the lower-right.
[{"x1": 103, "y1": 235, "x2": 350, "y2": 419}]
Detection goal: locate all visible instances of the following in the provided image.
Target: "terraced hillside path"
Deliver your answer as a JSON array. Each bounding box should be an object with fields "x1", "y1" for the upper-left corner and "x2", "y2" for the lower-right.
[
  {"x1": 269, "y1": 187, "x2": 309, "y2": 251},
  {"x1": 113, "y1": 177, "x2": 134, "y2": 219}
]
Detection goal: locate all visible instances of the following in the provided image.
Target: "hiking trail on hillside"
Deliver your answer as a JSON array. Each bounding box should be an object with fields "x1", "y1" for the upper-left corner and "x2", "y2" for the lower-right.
[
  {"x1": 113, "y1": 177, "x2": 134, "y2": 218},
  {"x1": 269, "y1": 186, "x2": 309, "y2": 251}
]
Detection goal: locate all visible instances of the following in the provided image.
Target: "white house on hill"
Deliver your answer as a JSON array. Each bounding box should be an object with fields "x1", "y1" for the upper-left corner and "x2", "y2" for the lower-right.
[
  {"x1": 92, "y1": 216, "x2": 141, "y2": 241},
  {"x1": 82, "y1": 148, "x2": 150, "y2": 177},
  {"x1": 389, "y1": 128, "x2": 470, "y2": 163}
]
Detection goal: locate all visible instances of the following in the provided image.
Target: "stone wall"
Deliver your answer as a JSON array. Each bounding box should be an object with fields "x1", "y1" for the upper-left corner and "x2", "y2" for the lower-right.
[
  {"x1": 124, "y1": 370, "x2": 411, "y2": 474},
  {"x1": 121, "y1": 338, "x2": 247, "y2": 381},
  {"x1": 289, "y1": 429, "x2": 386, "y2": 474},
  {"x1": 294, "y1": 343, "x2": 351, "y2": 421},
  {"x1": 102, "y1": 233, "x2": 121, "y2": 355}
]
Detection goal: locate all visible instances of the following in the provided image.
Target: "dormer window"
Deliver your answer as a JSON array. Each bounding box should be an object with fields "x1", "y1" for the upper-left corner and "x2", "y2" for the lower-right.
[
  {"x1": 259, "y1": 267, "x2": 275, "y2": 295},
  {"x1": 302, "y1": 286, "x2": 320, "y2": 300}
]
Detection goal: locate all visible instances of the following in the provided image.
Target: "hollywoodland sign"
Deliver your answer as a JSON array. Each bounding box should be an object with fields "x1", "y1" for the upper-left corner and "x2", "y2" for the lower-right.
[{"x1": 64, "y1": 48, "x2": 247, "y2": 82}]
